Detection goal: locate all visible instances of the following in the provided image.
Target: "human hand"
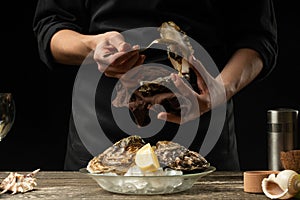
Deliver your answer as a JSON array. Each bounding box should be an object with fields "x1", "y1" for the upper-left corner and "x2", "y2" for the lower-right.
[
  {"x1": 157, "y1": 56, "x2": 226, "y2": 124},
  {"x1": 93, "y1": 31, "x2": 145, "y2": 78}
]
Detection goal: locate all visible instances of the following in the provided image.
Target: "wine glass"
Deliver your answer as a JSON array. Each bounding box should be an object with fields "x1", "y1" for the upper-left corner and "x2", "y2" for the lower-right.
[{"x1": 0, "y1": 93, "x2": 15, "y2": 141}]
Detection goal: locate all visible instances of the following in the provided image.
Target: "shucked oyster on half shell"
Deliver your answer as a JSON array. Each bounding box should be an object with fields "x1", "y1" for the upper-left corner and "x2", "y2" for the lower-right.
[{"x1": 87, "y1": 135, "x2": 210, "y2": 175}]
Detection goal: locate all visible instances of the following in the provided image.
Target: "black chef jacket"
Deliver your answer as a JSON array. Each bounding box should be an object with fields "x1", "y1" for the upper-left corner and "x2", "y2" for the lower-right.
[{"x1": 33, "y1": 0, "x2": 278, "y2": 171}]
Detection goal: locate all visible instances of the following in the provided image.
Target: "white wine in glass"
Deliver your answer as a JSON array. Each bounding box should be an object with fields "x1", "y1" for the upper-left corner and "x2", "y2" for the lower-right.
[{"x1": 0, "y1": 93, "x2": 15, "y2": 141}]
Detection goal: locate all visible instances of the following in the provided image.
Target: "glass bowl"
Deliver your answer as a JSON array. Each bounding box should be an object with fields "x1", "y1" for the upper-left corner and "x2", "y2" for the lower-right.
[{"x1": 80, "y1": 166, "x2": 216, "y2": 195}]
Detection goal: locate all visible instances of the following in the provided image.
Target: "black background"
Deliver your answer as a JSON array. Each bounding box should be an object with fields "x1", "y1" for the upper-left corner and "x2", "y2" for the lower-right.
[{"x1": 0, "y1": 0, "x2": 299, "y2": 171}]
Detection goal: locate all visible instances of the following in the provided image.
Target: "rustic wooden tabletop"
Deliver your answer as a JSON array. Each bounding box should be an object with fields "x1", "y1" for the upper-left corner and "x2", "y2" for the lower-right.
[{"x1": 0, "y1": 170, "x2": 272, "y2": 199}]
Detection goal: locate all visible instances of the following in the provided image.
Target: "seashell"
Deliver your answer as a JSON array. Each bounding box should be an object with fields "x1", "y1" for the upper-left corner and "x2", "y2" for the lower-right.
[
  {"x1": 158, "y1": 21, "x2": 194, "y2": 76},
  {"x1": 112, "y1": 21, "x2": 197, "y2": 127},
  {"x1": 154, "y1": 140, "x2": 210, "y2": 172},
  {"x1": 87, "y1": 136, "x2": 210, "y2": 175},
  {"x1": 87, "y1": 135, "x2": 146, "y2": 175},
  {"x1": 0, "y1": 169, "x2": 40, "y2": 194},
  {"x1": 112, "y1": 66, "x2": 182, "y2": 127},
  {"x1": 262, "y1": 169, "x2": 300, "y2": 199}
]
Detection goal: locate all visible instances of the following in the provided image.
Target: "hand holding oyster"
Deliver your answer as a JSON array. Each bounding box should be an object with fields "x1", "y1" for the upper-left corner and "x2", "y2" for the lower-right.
[
  {"x1": 112, "y1": 21, "x2": 199, "y2": 126},
  {"x1": 113, "y1": 21, "x2": 226, "y2": 126},
  {"x1": 87, "y1": 135, "x2": 210, "y2": 175}
]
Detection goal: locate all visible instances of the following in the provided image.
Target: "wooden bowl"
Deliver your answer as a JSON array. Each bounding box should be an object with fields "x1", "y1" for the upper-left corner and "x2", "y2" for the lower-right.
[
  {"x1": 243, "y1": 170, "x2": 279, "y2": 193},
  {"x1": 280, "y1": 150, "x2": 300, "y2": 173}
]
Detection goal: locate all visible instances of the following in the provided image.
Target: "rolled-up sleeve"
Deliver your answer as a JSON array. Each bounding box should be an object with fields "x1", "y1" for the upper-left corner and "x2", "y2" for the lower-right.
[
  {"x1": 224, "y1": 0, "x2": 278, "y2": 81},
  {"x1": 32, "y1": 0, "x2": 89, "y2": 68}
]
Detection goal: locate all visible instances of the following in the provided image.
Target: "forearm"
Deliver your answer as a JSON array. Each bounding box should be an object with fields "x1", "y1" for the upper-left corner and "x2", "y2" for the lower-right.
[
  {"x1": 50, "y1": 29, "x2": 101, "y2": 65},
  {"x1": 217, "y1": 48, "x2": 263, "y2": 100}
]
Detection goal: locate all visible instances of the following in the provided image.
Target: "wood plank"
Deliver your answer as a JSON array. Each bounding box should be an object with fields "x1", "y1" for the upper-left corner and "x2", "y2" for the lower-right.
[{"x1": 0, "y1": 171, "x2": 270, "y2": 199}]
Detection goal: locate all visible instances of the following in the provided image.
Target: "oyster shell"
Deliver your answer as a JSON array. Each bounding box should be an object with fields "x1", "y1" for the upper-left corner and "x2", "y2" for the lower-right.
[
  {"x1": 112, "y1": 66, "x2": 189, "y2": 127},
  {"x1": 87, "y1": 135, "x2": 146, "y2": 175},
  {"x1": 154, "y1": 141, "x2": 210, "y2": 172},
  {"x1": 142, "y1": 21, "x2": 194, "y2": 76},
  {"x1": 112, "y1": 21, "x2": 197, "y2": 127},
  {"x1": 87, "y1": 136, "x2": 210, "y2": 175},
  {"x1": 158, "y1": 21, "x2": 194, "y2": 77}
]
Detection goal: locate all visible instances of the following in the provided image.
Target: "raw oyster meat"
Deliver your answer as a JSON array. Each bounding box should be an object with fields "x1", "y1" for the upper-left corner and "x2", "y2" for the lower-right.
[
  {"x1": 87, "y1": 136, "x2": 210, "y2": 175},
  {"x1": 87, "y1": 135, "x2": 145, "y2": 175}
]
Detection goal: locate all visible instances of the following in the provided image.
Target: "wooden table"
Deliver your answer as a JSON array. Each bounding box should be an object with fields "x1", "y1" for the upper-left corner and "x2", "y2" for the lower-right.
[{"x1": 0, "y1": 170, "x2": 272, "y2": 199}]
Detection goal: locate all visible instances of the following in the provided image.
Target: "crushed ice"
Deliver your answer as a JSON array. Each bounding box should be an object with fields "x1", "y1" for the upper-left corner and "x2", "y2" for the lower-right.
[{"x1": 98, "y1": 165, "x2": 183, "y2": 193}]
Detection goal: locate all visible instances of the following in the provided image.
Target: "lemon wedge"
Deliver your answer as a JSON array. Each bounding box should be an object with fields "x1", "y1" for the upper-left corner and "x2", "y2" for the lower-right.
[{"x1": 135, "y1": 143, "x2": 160, "y2": 172}]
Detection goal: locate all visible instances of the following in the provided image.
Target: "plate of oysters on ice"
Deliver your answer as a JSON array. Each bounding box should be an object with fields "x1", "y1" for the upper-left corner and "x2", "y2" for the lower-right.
[{"x1": 80, "y1": 135, "x2": 215, "y2": 195}]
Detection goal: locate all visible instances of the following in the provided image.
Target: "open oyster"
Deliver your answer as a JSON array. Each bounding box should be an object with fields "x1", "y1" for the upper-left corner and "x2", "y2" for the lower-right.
[
  {"x1": 112, "y1": 65, "x2": 192, "y2": 126},
  {"x1": 87, "y1": 136, "x2": 210, "y2": 175},
  {"x1": 112, "y1": 21, "x2": 197, "y2": 126},
  {"x1": 142, "y1": 21, "x2": 194, "y2": 77},
  {"x1": 87, "y1": 135, "x2": 145, "y2": 175},
  {"x1": 158, "y1": 21, "x2": 194, "y2": 77}
]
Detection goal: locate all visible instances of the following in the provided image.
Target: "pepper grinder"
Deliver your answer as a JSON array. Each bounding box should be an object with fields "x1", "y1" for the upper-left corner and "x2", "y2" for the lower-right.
[{"x1": 267, "y1": 108, "x2": 298, "y2": 171}]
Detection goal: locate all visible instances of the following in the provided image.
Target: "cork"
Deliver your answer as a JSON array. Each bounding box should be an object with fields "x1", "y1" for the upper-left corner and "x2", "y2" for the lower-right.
[{"x1": 281, "y1": 150, "x2": 300, "y2": 173}]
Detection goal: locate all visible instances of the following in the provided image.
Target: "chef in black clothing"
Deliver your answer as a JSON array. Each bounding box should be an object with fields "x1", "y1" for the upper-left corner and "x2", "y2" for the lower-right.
[{"x1": 33, "y1": 0, "x2": 278, "y2": 171}]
